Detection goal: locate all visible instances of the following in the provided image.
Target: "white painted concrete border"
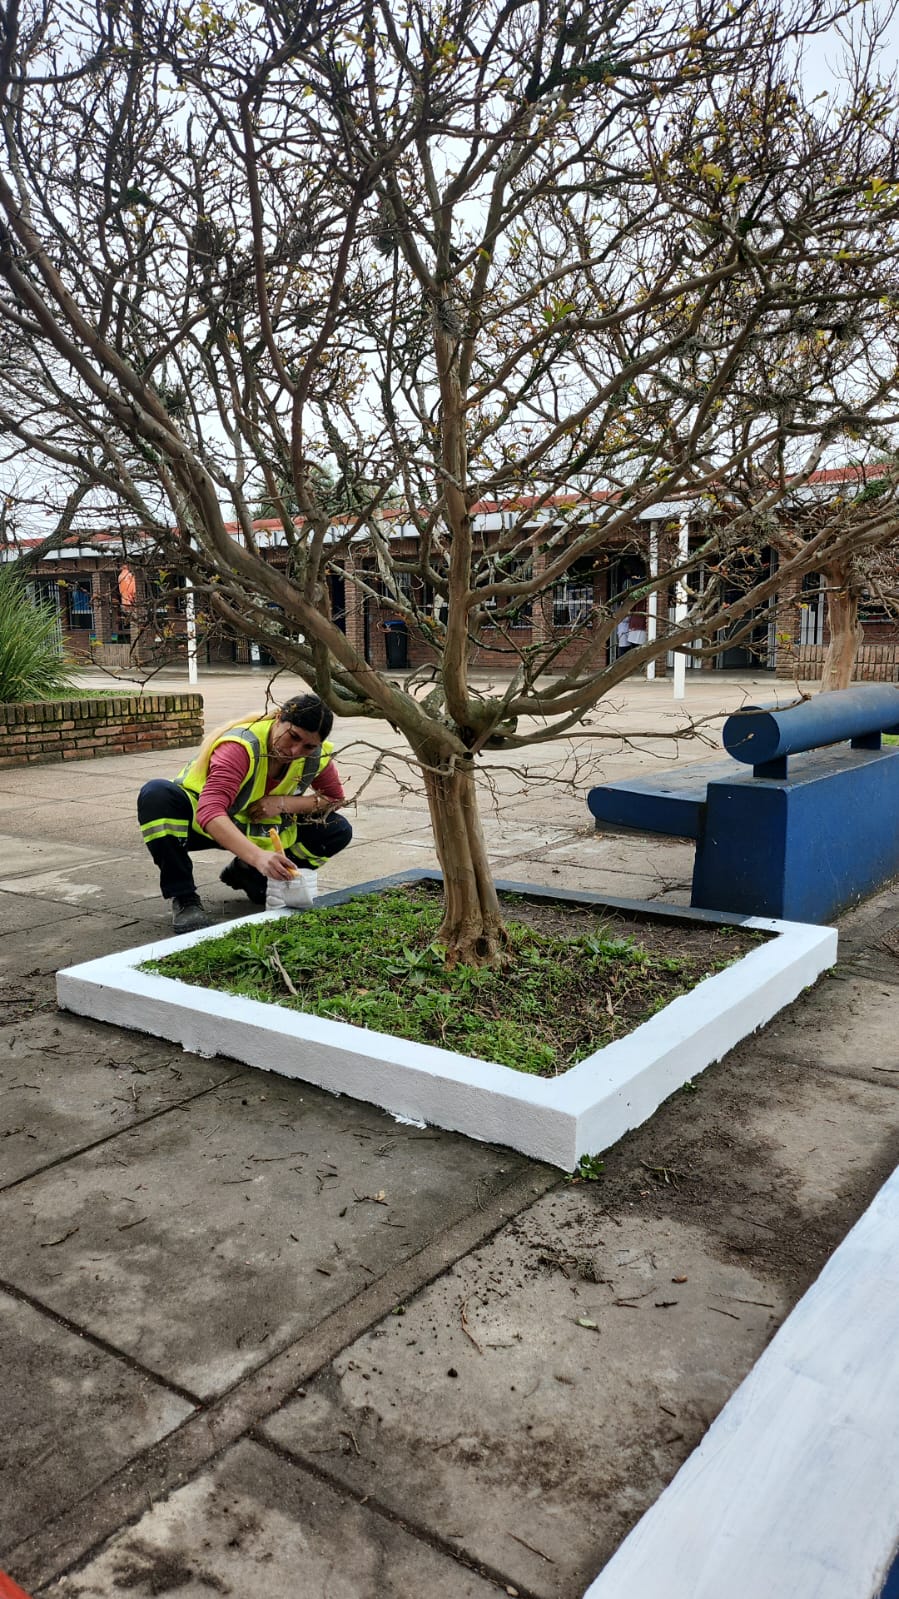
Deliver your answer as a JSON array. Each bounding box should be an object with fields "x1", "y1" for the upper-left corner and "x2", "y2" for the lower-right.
[
  {"x1": 582, "y1": 1158, "x2": 899, "y2": 1599},
  {"x1": 56, "y1": 874, "x2": 836, "y2": 1171}
]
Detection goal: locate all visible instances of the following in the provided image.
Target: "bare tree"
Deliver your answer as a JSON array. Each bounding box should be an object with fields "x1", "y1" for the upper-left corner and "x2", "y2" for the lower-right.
[{"x1": 1, "y1": 0, "x2": 899, "y2": 960}]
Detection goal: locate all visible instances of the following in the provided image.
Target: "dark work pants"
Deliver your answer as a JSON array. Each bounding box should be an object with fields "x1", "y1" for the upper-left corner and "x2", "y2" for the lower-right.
[{"x1": 137, "y1": 778, "x2": 352, "y2": 901}]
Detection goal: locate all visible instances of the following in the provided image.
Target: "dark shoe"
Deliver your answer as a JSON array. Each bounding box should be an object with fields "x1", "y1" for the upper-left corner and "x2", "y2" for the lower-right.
[
  {"x1": 172, "y1": 893, "x2": 210, "y2": 933},
  {"x1": 219, "y1": 858, "x2": 266, "y2": 906}
]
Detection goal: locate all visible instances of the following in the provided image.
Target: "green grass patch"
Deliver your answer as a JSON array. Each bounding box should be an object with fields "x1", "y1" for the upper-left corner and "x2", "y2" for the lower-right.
[
  {"x1": 43, "y1": 688, "x2": 131, "y2": 701},
  {"x1": 2, "y1": 688, "x2": 134, "y2": 705},
  {"x1": 142, "y1": 885, "x2": 755, "y2": 1078}
]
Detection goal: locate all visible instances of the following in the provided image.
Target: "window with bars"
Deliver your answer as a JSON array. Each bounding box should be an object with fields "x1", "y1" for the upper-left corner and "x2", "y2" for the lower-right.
[
  {"x1": 553, "y1": 557, "x2": 598, "y2": 627},
  {"x1": 799, "y1": 573, "x2": 824, "y2": 646},
  {"x1": 66, "y1": 582, "x2": 94, "y2": 630}
]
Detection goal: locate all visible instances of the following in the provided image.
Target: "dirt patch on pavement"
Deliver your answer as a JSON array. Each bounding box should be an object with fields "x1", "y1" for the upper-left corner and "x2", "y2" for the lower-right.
[{"x1": 589, "y1": 1036, "x2": 899, "y2": 1301}]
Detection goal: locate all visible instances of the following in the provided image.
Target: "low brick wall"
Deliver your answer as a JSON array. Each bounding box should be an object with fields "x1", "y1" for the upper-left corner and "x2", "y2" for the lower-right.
[
  {"x1": 0, "y1": 693, "x2": 204, "y2": 768},
  {"x1": 786, "y1": 644, "x2": 899, "y2": 683}
]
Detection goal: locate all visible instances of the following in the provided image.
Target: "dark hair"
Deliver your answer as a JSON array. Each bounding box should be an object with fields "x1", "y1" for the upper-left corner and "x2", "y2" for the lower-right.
[{"x1": 278, "y1": 694, "x2": 334, "y2": 740}]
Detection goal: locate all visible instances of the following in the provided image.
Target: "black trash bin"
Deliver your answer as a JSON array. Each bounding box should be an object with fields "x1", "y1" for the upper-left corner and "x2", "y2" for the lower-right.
[{"x1": 384, "y1": 621, "x2": 408, "y2": 668}]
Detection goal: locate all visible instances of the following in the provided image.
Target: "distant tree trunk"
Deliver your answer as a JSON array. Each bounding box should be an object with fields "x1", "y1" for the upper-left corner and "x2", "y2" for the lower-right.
[
  {"x1": 821, "y1": 561, "x2": 863, "y2": 691},
  {"x1": 422, "y1": 762, "x2": 508, "y2": 967}
]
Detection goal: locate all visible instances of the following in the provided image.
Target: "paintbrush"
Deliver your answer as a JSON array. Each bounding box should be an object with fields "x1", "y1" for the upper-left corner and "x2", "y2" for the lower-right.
[{"x1": 268, "y1": 826, "x2": 298, "y2": 874}]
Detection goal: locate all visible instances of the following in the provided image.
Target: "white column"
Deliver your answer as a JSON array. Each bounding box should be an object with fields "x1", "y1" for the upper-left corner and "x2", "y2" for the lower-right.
[
  {"x1": 673, "y1": 518, "x2": 688, "y2": 701},
  {"x1": 185, "y1": 582, "x2": 198, "y2": 686},
  {"x1": 646, "y1": 525, "x2": 659, "y2": 682}
]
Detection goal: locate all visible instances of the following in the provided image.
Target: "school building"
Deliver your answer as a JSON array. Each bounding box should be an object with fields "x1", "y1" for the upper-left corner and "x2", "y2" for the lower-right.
[{"x1": 10, "y1": 472, "x2": 899, "y2": 683}]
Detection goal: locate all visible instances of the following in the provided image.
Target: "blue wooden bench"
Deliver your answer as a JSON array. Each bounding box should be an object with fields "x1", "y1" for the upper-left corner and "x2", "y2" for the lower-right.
[{"x1": 587, "y1": 685, "x2": 899, "y2": 923}]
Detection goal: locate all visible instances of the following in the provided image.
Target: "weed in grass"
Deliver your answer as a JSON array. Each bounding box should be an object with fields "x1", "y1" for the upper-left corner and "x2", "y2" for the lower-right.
[{"x1": 567, "y1": 1153, "x2": 606, "y2": 1183}]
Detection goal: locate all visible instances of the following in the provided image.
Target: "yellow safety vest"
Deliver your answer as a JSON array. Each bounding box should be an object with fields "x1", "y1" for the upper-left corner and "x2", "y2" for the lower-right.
[{"x1": 176, "y1": 717, "x2": 335, "y2": 851}]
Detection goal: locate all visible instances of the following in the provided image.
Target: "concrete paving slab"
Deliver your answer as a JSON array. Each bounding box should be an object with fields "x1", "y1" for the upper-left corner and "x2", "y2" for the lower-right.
[
  {"x1": 0, "y1": 777, "x2": 139, "y2": 807},
  {"x1": 0, "y1": 891, "x2": 83, "y2": 935},
  {"x1": 8, "y1": 1163, "x2": 553, "y2": 1598},
  {"x1": 52, "y1": 798, "x2": 140, "y2": 821},
  {"x1": 477, "y1": 822, "x2": 575, "y2": 858},
  {"x1": 1, "y1": 850, "x2": 235, "y2": 921},
  {"x1": 0, "y1": 1289, "x2": 193, "y2": 1553},
  {"x1": 742, "y1": 1060, "x2": 899, "y2": 1212},
  {"x1": 524, "y1": 836, "x2": 698, "y2": 892},
  {"x1": 0, "y1": 796, "x2": 59, "y2": 828},
  {"x1": 836, "y1": 946, "x2": 899, "y2": 985},
  {"x1": 835, "y1": 881, "x2": 899, "y2": 942},
  {"x1": 746, "y1": 971, "x2": 899, "y2": 1081},
  {"x1": 40, "y1": 817, "x2": 147, "y2": 853},
  {"x1": 595, "y1": 1047, "x2": 899, "y2": 1287},
  {"x1": 0, "y1": 912, "x2": 168, "y2": 989},
  {"x1": 0, "y1": 911, "x2": 168, "y2": 1030},
  {"x1": 495, "y1": 855, "x2": 690, "y2": 901},
  {"x1": 339, "y1": 813, "x2": 434, "y2": 850},
  {"x1": 829, "y1": 888, "x2": 899, "y2": 982},
  {"x1": 0, "y1": 1077, "x2": 529, "y2": 1398},
  {"x1": 542, "y1": 833, "x2": 696, "y2": 868},
  {"x1": 41, "y1": 1436, "x2": 505, "y2": 1599},
  {"x1": 322, "y1": 839, "x2": 440, "y2": 889},
  {"x1": 0, "y1": 857, "x2": 160, "y2": 910},
  {"x1": 342, "y1": 821, "x2": 433, "y2": 856},
  {"x1": 0, "y1": 836, "x2": 115, "y2": 881},
  {"x1": 0, "y1": 1013, "x2": 237, "y2": 1188},
  {"x1": 0, "y1": 767, "x2": 150, "y2": 799},
  {"x1": 263, "y1": 1193, "x2": 790, "y2": 1599}
]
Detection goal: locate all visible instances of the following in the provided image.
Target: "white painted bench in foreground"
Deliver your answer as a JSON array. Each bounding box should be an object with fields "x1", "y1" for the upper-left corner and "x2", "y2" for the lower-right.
[{"x1": 584, "y1": 1159, "x2": 899, "y2": 1599}]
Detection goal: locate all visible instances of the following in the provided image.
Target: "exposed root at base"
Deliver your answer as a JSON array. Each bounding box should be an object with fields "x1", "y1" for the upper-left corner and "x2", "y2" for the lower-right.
[{"x1": 436, "y1": 915, "x2": 511, "y2": 969}]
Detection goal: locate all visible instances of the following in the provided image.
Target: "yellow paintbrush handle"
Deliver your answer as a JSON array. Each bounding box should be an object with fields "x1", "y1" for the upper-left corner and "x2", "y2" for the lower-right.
[{"x1": 268, "y1": 826, "x2": 297, "y2": 875}]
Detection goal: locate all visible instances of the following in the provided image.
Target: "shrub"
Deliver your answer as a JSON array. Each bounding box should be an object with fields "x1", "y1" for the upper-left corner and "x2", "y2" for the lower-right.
[{"x1": 0, "y1": 565, "x2": 75, "y2": 701}]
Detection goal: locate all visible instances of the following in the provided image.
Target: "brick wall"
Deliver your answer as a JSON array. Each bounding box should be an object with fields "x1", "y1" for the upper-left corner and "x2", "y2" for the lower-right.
[
  {"x1": 0, "y1": 694, "x2": 204, "y2": 769},
  {"x1": 779, "y1": 645, "x2": 899, "y2": 683}
]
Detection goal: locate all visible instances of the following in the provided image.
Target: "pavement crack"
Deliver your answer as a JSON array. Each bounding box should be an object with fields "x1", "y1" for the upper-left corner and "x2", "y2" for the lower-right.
[
  {"x1": 0, "y1": 1277, "x2": 204, "y2": 1410},
  {"x1": 0, "y1": 1071, "x2": 246, "y2": 1195},
  {"x1": 4, "y1": 1162, "x2": 559, "y2": 1594},
  {"x1": 251, "y1": 1430, "x2": 547, "y2": 1599}
]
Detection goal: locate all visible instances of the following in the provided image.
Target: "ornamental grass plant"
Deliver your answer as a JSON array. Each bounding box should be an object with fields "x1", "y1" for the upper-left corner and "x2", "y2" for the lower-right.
[{"x1": 0, "y1": 566, "x2": 75, "y2": 702}]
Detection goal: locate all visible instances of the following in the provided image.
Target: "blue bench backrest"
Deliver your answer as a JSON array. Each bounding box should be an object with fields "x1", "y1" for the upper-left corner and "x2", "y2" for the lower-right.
[{"x1": 723, "y1": 685, "x2": 899, "y2": 778}]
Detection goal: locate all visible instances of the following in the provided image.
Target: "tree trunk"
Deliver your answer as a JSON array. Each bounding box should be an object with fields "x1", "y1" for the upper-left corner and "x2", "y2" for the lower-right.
[
  {"x1": 821, "y1": 563, "x2": 863, "y2": 691},
  {"x1": 422, "y1": 762, "x2": 509, "y2": 966}
]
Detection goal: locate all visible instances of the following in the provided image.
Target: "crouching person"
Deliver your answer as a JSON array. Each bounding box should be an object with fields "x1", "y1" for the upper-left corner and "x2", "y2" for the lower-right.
[{"x1": 138, "y1": 694, "x2": 352, "y2": 932}]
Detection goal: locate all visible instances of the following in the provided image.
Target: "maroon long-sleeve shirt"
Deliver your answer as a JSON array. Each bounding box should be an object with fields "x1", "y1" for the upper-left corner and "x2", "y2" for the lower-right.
[{"x1": 195, "y1": 742, "x2": 345, "y2": 832}]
